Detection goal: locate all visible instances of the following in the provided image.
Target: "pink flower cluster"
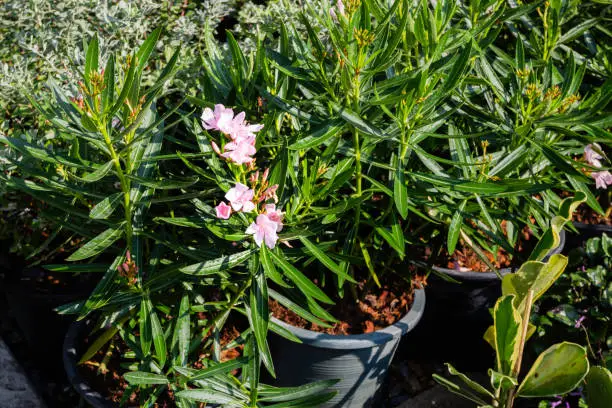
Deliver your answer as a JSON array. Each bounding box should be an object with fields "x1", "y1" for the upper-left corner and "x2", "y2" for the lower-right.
[
  {"x1": 584, "y1": 143, "x2": 612, "y2": 189},
  {"x1": 201, "y1": 104, "x2": 263, "y2": 165},
  {"x1": 214, "y1": 170, "x2": 284, "y2": 249}
]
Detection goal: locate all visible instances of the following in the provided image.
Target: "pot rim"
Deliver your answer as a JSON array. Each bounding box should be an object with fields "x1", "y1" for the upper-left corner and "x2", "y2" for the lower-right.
[
  {"x1": 431, "y1": 229, "x2": 566, "y2": 282},
  {"x1": 270, "y1": 288, "x2": 425, "y2": 350},
  {"x1": 572, "y1": 222, "x2": 612, "y2": 232},
  {"x1": 63, "y1": 318, "x2": 117, "y2": 408}
]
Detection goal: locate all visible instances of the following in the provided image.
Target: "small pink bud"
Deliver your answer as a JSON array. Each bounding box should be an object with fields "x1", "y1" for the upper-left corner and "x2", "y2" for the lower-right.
[
  {"x1": 211, "y1": 141, "x2": 222, "y2": 155},
  {"x1": 262, "y1": 168, "x2": 269, "y2": 181}
]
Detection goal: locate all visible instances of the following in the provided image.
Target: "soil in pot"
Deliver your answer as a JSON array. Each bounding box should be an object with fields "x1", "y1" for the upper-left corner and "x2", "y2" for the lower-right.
[
  {"x1": 74, "y1": 317, "x2": 245, "y2": 406},
  {"x1": 433, "y1": 222, "x2": 544, "y2": 273},
  {"x1": 269, "y1": 275, "x2": 416, "y2": 335}
]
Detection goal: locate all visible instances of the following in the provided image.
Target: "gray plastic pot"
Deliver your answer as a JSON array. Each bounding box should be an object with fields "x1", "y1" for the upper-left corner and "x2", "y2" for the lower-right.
[{"x1": 268, "y1": 288, "x2": 426, "y2": 408}]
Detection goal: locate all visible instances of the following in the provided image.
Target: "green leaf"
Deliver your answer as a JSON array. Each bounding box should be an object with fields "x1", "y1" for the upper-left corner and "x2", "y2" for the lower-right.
[
  {"x1": 101, "y1": 55, "x2": 115, "y2": 111},
  {"x1": 89, "y1": 192, "x2": 123, "y2": 220},
  {"x1": 432, "y1": 374, "x2": 489, "y2": 406},
  {"x1": 447, "y1": 200, "x2": 467, "y2": 254},
  {"x1": 537, "y1": 143, "x2": 589, "y2": 181},
  {"x1": 269, "y1": 250, "x2": 334, "y2": 305},
  {"x1": 394, "y1": 165, "x2": 408, "y2": 219},
  {"x1": 444, "y1": 363, "x2": 495, "y2": 399},
  {"x1": 584, "y1": 366, "x2": 612, "y2": 408},
  {"x1": 443, "y1": 40, "x2": 472, "y2": 94},
  {"x1": 174, "y1": 293, "x2": 190, "y2": 367},
  {"x1": 176, "y1": 389, "x2": 246, "y2": 406},
  {"x1": 84, "y1": 33, "x2": 99, "y2": 84},
  {"x1": 493, "y1": 295, "x2": 521, "y2": 375},
  {"x1": 359, "y1": 241, "x2": 380, "y2": 288},
  {"x1": 488, "y1": 369, "x2": 518, "y2": 392},
  {"x1": 109, "y1": 53, "x2": 136, "y2": 117},
  {"x1": 529, "y1": 193, "x2": 586, "y2": 261},
  {"x1": 140, "y1": 298, "x2": 153, "y2": 356},
  {"x1": 247, "y1": 270, "x2": 275, "y2": 377},
  {"x1": 44, "y1": 264, "x2": 108, "y2": 273},
  {"x1": 180, "y1": 250, "x2": 254, "y2": 275},
  {"x1": 517, "y1": 342, "x2": 589, "y2": 397},
  {"x1": 149, "y1": 301, "x2": 167, "y2": 369},
  {"x1": 175, "y1": 358, "x2": 248, "y2": 382},
  {"x1": 136, "y1": 27, "x2": 162, "y2": 74},
  {"x1": 502, "y1": 254, "x2": 568, "y2": 313},
  {"x1": 78, "y1": 324, "x2": 121, "y2": 365},
  {"x1": 298, "y1": 237, "x2": 356, "y2": 283},
  {"x1": 260, "y1": 245, "x2": 289, "y2": 288},
  {"x1": 258, "y1": 379, "x2": 340, "y2": 402},
  {"x1": 81, "y1": 160, "x2": 114, "y2": 182},
  {"x1": 124, "y1": 371, "x2": 168, "y2": 385},
  {"x1": 66, "y1": 225, "x2": 124, "y2": 261},
  {"x1": 336, "y1": 107, "x2": 386, "y2": 139},
  {"x1": 269, "y1": 289, "x2": 331, "y2": 328},
  {"x1": 288, "y1": 121, "x2": 343, "y2": 151}
]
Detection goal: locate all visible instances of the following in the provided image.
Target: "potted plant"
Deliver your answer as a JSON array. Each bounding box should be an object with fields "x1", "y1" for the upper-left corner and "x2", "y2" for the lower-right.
[
  {"x1": 403, "y1": 0, "x2": 611, "y2": 366},
  {"x1": 3, "y1": 29, "x2": 344, "y2": 408}
]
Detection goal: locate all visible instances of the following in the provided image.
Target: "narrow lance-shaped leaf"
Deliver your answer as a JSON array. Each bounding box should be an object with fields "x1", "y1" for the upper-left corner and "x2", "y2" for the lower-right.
[
  {"x1": 84, "y1": 33, "x2": 99, "y2": 84},
  {"x1": 248, "y1": 270, "x2": 275, "y2": 377},
  {"x1": 269, "y1": 250, "x2": 334, "y2": 305},
  {"x1": 180, "y1": 249, "x2": 254, "y2": 275},
  {"x1": 394, "y1": 164, "x2": 408, "y2": 219},
  {"x1": 148, "y1": 299, "x2": 167, "y2": 369},
  {"x1": 89, "y1": 192, "x2": 123, "y2": 220},
  {"x1": 140, "y1": 298, "x2": 152, "y2": 356},
  {"x1": 175, "y1": 293, "x2": 190, "y2": 367},
  {"x1": 67, "y1": 225, "x2": 124, "y2": 261},
  {"x1": 124, "y1": 371, "x2": 168, "y2": 385},
  {"x1": 447, "y1": 200, "x2": 467, "y2": 254},
  {"x1": 298, "y1": 236, "x2": 356, "y2": 283}
]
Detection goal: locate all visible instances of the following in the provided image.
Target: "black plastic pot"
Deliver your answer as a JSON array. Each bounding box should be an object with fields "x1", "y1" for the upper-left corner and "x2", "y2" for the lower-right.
[
  {"x1": 4, "y1": 266, "x2": 91, "y2": 372},
  {"x1": 566, "y1": 222, "x2": 612, "y2": 248},
  {"x1": 404, "y1": 231, "x2": 565, "y2": 370},
  {"x1": 268, "y1": 289, "x2": 426, "y2": 408},
  {"x1": 64, "y1": 318, "x2": 117, "y2": 408}
]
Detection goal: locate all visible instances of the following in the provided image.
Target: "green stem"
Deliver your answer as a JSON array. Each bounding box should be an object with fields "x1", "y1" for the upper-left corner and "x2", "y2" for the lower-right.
[
  {"x1": 505, "y1": 289, "x2": 535, "y2": 408},
  {"x1": 101, "y1": 125, "x2": 133, "y2": 249}
]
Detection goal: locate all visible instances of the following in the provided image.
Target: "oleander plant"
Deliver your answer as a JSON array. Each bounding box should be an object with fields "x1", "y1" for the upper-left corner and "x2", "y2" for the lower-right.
[{"x1": 0, "y1": 0, "x2": 611, "y2": 407}]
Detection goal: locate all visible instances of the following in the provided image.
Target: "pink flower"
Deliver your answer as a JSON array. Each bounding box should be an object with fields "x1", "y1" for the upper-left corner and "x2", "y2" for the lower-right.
[
  {"x1": 264, "y1": 204, "x2": 284, "y2": 231},
  {"x1": 246, "y1": 214, "x2": 279, "y2": 249},
  {"x1": 225, "y1": 183, "x2": 256, "y2": 212},
  {"x1": 231, "y1": 122, "x2": 264, "y2": 141},
  {"x1": 220, "y1": 136, "x2": 257, "y2": 165},
  {"x1": 592, "y1": 170, "x2": 612, "y2": 189},
  {"x1": 337, "y1": 0, "x2": 345, "y2": 15},
  {"x1": 585, "y1": 143, "x2": 603, "y2": 168},
  {"x1": 215, "y1": 202, "x2": 232, "y2": 219},
  {"x1": 201, "y1": 104, "x2": 236, "y2": 134}
]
